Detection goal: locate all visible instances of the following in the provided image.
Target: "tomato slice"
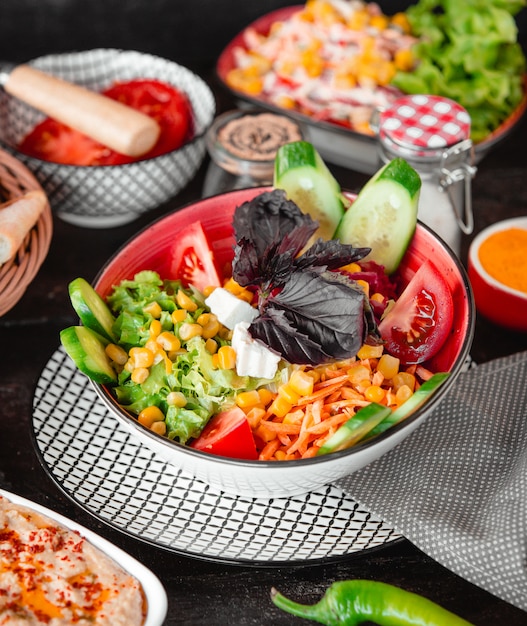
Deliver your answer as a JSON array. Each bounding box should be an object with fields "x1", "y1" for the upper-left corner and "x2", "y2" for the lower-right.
[
  {"x1": 378, "y1": 260, "x2": 454, "y2": 365},
  {"x1": 18, "y1": 79, "x2": 193, "y2": 165},
  {"x1": 102, "y1": 79, "x2": 193, "y2": 160},
  {"x1": 190, "y1": 407, "x2": 258, "y2": 460},
  {"x1": 18, "y1": 118, "x2": 108, "y2": 165},
  {"x1": 170, "y1": 221, "x2": 222, "y2": 292}
]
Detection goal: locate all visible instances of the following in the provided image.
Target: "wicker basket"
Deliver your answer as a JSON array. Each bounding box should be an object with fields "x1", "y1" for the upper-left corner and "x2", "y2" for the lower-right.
[{"x1": 0, "y1": 148, "x2": 53, "y2": 316}]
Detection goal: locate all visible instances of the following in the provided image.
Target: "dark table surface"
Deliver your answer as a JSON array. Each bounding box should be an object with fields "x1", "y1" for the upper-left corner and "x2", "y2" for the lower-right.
[{"x1": 2, "y1": 72, "x2": 527, "y2": 625}]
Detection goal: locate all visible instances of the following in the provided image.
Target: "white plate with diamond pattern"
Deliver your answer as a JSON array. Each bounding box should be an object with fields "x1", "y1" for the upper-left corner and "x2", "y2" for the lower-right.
[{"x1": 31, "y1": 347, "x2": 402, "y2": 564}]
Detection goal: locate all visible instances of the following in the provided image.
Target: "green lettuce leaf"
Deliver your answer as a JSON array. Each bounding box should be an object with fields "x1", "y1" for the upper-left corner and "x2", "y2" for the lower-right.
[{"x1": 392, "y1": 0, "x2": 527, "y2": 142}]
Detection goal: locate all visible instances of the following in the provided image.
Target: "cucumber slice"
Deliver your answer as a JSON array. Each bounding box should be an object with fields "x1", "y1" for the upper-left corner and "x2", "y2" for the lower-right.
[
  {"x1": 334, "y1": 158, "x2": 421, "y2": 274},
  {"x1": 69, "y1": 277, "x2": 116, "y2": 342},
  {"x1": 274, "y1": 141, "x2": 346, "y2": 240},
  {"x1": 317, "y1": 402, "x2": 391, "y2": 455},
  {"x1": 60, "y1": 326, "x2": 117, "y2": 385},
  {"x1": 365, "y1": 372, "x2": 451, "y2": 440}
]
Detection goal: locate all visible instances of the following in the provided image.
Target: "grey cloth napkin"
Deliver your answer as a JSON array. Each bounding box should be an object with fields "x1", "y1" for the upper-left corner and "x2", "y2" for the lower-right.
[{"x1": 336, "y1": 350, "x2": 527, "y2": 612}]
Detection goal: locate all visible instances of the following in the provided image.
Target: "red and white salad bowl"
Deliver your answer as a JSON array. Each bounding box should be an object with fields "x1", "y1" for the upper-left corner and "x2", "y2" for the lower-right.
[{"x1": 91, "y1": 187, "x2": 474, "y2": 499}]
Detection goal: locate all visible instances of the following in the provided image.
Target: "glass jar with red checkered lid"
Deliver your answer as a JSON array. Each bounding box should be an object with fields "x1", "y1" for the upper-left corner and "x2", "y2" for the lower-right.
[{"x1": 372, "y1": 94, "x2": 477, "y2": 257}]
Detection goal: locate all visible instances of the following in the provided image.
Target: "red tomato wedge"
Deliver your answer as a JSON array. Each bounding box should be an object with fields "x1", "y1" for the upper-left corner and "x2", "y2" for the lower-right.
[
  {"x1": 18, "y1": 79, "x2": 194, "y2": 165},
  {"x1": 170, "y1": 221, "x2": 222, "y2": 292},
  {"x1": 103, "y1": 79, "x2": 193, "y2": 161},
  {"x1": 18, "y1": 118, "x2": 110, "y2": 166},
  {"x1": 378, "y1": 260, "x2": 454, "y2": 365},
  {"x1": 190, "y1": 407, "x2": 258, "y2": 460}
]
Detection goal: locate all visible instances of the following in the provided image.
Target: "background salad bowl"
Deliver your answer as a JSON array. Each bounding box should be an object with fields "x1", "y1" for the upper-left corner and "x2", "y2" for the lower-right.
[
  {"x1": 87, "y1": 186, "x2": 475, "y2": 500},
  {"x1": 216, "y1": 4, "x2": 527, "y2": 174},
  {"x1": 0, "y1": 49, "x2": 216, "y2": 228}
]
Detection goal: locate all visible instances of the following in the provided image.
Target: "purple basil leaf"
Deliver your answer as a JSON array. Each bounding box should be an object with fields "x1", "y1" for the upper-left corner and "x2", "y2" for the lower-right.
[
  {"x1": 232, "y1": 190, "x2": 318, "y2": 288},
  {"x1": 249, "y1": 308, "x2": 335, "y2": 365},
  {"x1": 294, "y1": 238, "x2": 371, "y2": 272},
  {"x1": 249, "y1": 271, "x2": 369, "y2": 365},
  {"x1": 233, "y1": 189, "x2": 317, "y2": 259}
]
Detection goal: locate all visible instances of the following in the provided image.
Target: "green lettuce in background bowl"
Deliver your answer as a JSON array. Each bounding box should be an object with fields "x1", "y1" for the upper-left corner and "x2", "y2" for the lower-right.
[{"x1": 392, "y1": 0, "x2": 527, "y2": 143}]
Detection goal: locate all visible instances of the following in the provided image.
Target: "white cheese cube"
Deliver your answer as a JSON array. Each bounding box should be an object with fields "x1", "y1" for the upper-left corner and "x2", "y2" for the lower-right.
[
  {"x1": 205, "y1": 287, "x2": 258, "y2": 330},
  {"x1": 231, "y1": 322, "x2": 281, "y2": 379}
]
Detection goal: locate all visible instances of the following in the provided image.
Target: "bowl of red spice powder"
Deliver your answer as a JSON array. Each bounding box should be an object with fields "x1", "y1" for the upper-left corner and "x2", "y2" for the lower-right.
[{"x1": 468, "y1": 216, "x2": 527, "y2": 332}]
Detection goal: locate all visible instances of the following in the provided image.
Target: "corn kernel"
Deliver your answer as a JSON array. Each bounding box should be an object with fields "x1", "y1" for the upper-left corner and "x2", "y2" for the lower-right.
[
  {"x1": 200, "y1": 315, "x2": 221, "y2": 339},
  {"x1": 156, "y1": 331, "x2": 181, "y2": 352},
  {"x1": 274, "y1": 450, "x2": 287, "y2": 461},
  {"x1": 391, "y1": 12, "x2": 411, "y2": 33},
  {"x1": 166, "y1": 391, "x2": 187, "y2": 407},
  {"x1": 255, "y1": 423, "x2": 276, "y2": 443},
  {"x1": 217, "y1": 345, "x2": 237, "y2": 369},
  {"x1": 364, "y1": 385, "x2": 386, "y2": 403},
  {"x1": 288, "y1": 370, "x2": 314, "y2": 397},
  {"x1": 246, "y1": 406, "x2": 266, "y2": 428},
  {"x1": 237, "y1": 289, "x2": 254, "y2": 304},
  {"x1": 371, "y1": 292, "x2": 385, "y2": 303},
  {"x1": 144, "y1": 339, "x2": 163, "y2": 356},
  {"x1": 356, "y1": 279, "x2": 370, "y2": 296},
  {"x1": 129, "y1": 346, "x2": 155, "y2": 368},
  {"x1": 131, "y1": 367, "x2": 150, "y2": 384},
  {"x1": 223, "y1": 277, "x2": 244, "y2": 295},
  {"x1": 178, "y1": 323, "x2": 203, "y2": 341},
  {"x1": 396, "y1": 384, "x2": 414, "y2": 405},
  {"x1": 138, "y1": 405, "x2": 165, "y2": 427},
  {"x1": 236, "y1": 390, "x2": 261, "y2": 409},
  {"x1": 370, "y1": 14, "x2": 389, "y2": 30},
  {"x1": 269, "y1": 395, "x2": 293, "y2": 418},
  {"x1": 340, "y1": 262, "x2": 361, "y2": 273},
  {"x1": 257, "y1": 388, "x2": 275, "y2": 406},
  {"x1": 149, "y1": 319, "x2": 162, "y2": 338},
  {"x1": 278, "y1": 383, "x2": 300, "y2": 405},
  {"x1": 218, "y1": 327, "x2": 233, "y2": 341},
  {"x1": 392, "y1": 372, "x2": 416, "y2": 393},
  {"x1": 357, "y1": 344, "x2": 384, "y2": 360},
  {"x1": 347, "y1": 8, "x2": 369, "y2": 30},
  {"x1": 283, "y1": 409, "x2": 304, "y2": 425},
  {"x1": 203, "y1": 285, "x2": 216, "y2": 298},
  {"x1": 204, "y1": 338, "x2": 218, "y2": 354},
  {"x1": 306, "y1": 369, "x2": 321, "y2": 384},
  {"x1": 171, "y1": 309, "x2": 187, "y2": 324},
  {"x1": 143, "y1": 301, "x2": 162, "y2": 319},
  {"x1": 377, "y1": 354, "x2": 400, "y2": 380},
  {"x1": 176, "y1": 290, "x2": 198, "y2": 312},
  {"x1": 347, "y1": 364, "x2": 371, "y2": 385},
  {"x1": 196, "y1": 313, "x2": 211, "y2": 326},
  {"x1": 394, "y1": 48, "x2": 414, "y2": 71},
  {"x1": 105, "y1": 343, "x2": 127, "y2": 365},
  {"x1": 150, "y1": 420, "x2": 167, "y2": 436}
]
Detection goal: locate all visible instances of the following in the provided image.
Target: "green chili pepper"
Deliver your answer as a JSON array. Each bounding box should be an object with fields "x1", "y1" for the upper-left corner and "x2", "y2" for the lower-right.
[{"x1": 271, "y1": 580, "x2": 474, "y2": 626}]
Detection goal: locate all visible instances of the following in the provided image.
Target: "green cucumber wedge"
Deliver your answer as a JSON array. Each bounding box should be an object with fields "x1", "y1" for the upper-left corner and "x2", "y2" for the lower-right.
[
  {"x1": 334, "y1": 158, "x2": 421, "y2": 274},
  {"x1": 60, "y1": 326, "x2": 117, "y2": 385},
  {"x1": 364, "y1": 372, "x2": 451, "y2": 441},
  {"x1": 69, "y1": 277, "x2": 116, "y2": 342},
  {"x1": 317, "y1": 402, "x2": 391, "y2": 455},
  {"x1": 274, "y1": 141, "x2": 346, "y2": 240}
]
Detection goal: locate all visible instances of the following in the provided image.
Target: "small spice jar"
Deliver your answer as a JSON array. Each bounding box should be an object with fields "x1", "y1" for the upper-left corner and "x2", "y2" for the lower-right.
[
  {"x1": 372, "y1": 94, "x2": 477, "y2": 256},
  {"x1": 203, "y1": 109, "x2": 304, "y2": 197}
]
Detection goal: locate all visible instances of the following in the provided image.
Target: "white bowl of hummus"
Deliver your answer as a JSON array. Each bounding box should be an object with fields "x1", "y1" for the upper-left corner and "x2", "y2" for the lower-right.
[{"x1": 0, "y1": 489, "x2": 167, "y2": 626}]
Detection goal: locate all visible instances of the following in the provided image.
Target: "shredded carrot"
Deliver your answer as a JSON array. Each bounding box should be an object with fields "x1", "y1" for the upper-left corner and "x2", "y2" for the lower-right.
[
  {"x1": 259, "y1": 438, "x2": 282, "y2": 460},
  {"x1": 250, "y1": 351, "x2": 438, "y2": 461}
]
